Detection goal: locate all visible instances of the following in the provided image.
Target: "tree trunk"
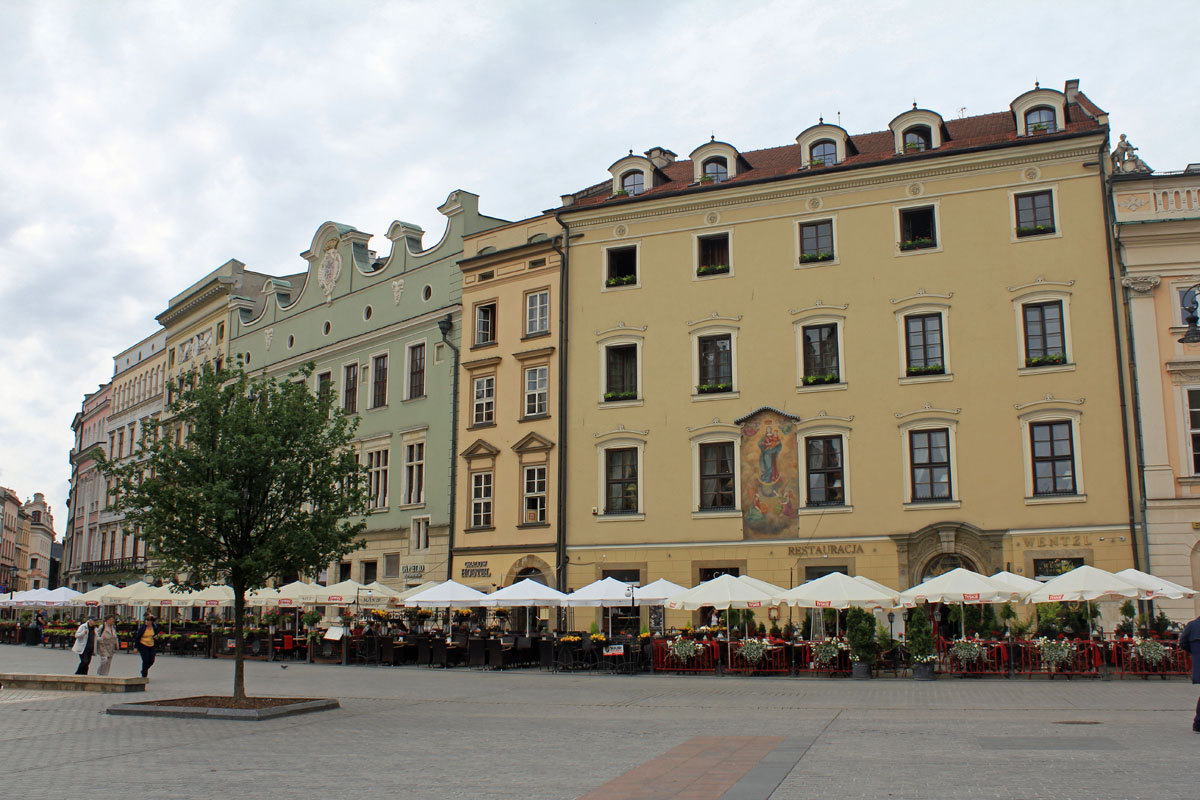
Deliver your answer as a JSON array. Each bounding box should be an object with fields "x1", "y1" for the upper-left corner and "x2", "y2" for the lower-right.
[{"x1": 232, "y1": 581, "x2": 246, "y2": 701}]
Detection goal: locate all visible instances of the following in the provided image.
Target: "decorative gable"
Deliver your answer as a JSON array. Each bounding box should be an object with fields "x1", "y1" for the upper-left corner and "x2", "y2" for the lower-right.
[
  {"x1": 512, "y1": 431, "x2": 555, "y2": 454},
  {"x1": 460, "y1": 439, "x2": 501, "y2": 461}
]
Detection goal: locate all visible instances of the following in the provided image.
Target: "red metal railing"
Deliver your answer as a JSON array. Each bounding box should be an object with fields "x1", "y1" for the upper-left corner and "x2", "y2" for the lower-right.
[
  {"x1": 1015, "y1": 639, "x2": 1104, "y2": 678},
  {"x1": 792, "y1": 641, "x2": 851, "y2": 675},
  {"x1": 651, "y1": 638, "x2": 719, "y2": 673},
  {"x1": 937, "y1": 637, "x2": 1011, "y2": 676},
  {"x1": 1110, "y1": 638, "x2": 1192, "y2": 678},
  {"x1": 724, "y1": 642, "x2": 790, "y2": 675}
]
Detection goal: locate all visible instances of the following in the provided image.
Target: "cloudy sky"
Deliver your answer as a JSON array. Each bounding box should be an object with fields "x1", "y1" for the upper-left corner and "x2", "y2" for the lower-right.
[{"x1": 1, "y1": 0, "x2": 1196, "y2": 529}]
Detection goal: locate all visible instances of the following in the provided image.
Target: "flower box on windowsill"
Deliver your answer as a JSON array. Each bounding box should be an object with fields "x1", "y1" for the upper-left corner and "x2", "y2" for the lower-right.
[
  {"x1": 899, "y1": 238, "x2": 936, "y2": 252},
  {"x1": 696, "y1": 264, "x2": 730, "y2": 277},
  {"x1": 696, "y1": 383, "x2": 733, "y2": 395},
  {"x1": 906, "y1": 364, "x2": 945, "y2": 377},
  {"x1": 605, "y1": 274, "x2": 637, "y2": 288},
  {"x1": 1016, "y1": 225, "x2": 1056, "y2": 238},
  {"x1": 799, "y1": 252, "x2": 835, "y2": 264},
  {"x1": 1025, "y1": 353, "x2": 1066, "y2": 368},
  {"x1": 802, "y1": 373, "x2": 840, "y2": 386},
  {"x1": 809, "y1": 159, "x2": 828, "y2": 169},
  {"x1": 603, "y1": 391, "x2": 638, "y2": 402},
  {"x1": 613, "y1": 189, "x2": 629, "y2": 197},
  {"x1": 904, "y1": 143, "x2": 924, "y2": 153},
  {"x1": 1029, "y1": 123, "x2": 1053, "y2": 135},
  {"x1": 698, "y1": 175, "x2": 715, "y2": 184}
]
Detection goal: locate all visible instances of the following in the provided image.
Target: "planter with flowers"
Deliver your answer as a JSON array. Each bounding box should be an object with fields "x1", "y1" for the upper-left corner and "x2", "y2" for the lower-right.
[
  {"x1": 906, "y1": 606, "x2": 938, "y2": 680},
  {"x1": 846, "y1": 608, "x2": 878, "y2": 679},
  {"x1": 1036, "y1": 636, "x2": 1076, "y2": 673}
]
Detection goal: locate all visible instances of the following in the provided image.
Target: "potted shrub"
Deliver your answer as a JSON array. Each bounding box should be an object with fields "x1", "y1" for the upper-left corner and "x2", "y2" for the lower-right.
[
  {"x1": 1025, "y1": 352, "x2": 1066, "y2": 368},
  {"x1": 809, "y1": 159, "x2": 828, "y2": 168},
  {"x1": 799, "y1": 251, "x2": 834, "y2": 264},
  {"x1": 603, "y1": 390, "x2": 638, "y2": 402},
  {"x1": 699, "y1": 174, "x2": 715, "y2": 184},
  {"x1": 802, "y1": 372, "x2": 839, "y2": 386},
  {"x1": 613, "y1": 189, "x2": 629, "y2": 197},
  {"x1": 1030, "y1": 122, "x2": 1049, "y2": 134},
  {"x1": 906, "y1": 607, "x2": 937, "y2": 679},
  {"x1": 904, "y1": 142, "x2": 923, "y2": 153},
  {"x1": 846, "y1": 607, "x2": 877, "y2": 679}
]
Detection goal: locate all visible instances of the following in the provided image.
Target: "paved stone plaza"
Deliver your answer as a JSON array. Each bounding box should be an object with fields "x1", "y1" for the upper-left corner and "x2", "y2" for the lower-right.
[{"x1": 1, "y1": 646, "x2": 1195, "y2": 799}]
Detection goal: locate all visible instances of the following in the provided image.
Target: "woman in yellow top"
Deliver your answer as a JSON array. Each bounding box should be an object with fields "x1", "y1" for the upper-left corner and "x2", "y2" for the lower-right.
[{"x1": 132, "y1": 614, "x2": 161, "y2": 679}]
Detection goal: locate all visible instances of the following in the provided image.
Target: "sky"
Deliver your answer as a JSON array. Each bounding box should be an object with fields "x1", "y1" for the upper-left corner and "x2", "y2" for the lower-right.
[{"x1": 1, "y1": 0, "x2": 1197, "y2": 531}]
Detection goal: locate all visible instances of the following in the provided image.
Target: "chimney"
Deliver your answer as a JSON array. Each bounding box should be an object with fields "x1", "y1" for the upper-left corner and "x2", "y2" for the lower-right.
[
  {"x1": 644, "y1": 147, "x2": 677, "y2": 169},
  {"x1": 559, "y1": 194, "x2": 575, "y2": 207},
  {"x1": 1064, "y1": 79, "x2": 1080, "y2": 102}
]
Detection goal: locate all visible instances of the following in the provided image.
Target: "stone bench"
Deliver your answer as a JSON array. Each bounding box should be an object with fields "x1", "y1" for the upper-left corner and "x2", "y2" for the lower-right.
[{"x1": 0, "y1": 673, "x2": 147, "y2": 693}]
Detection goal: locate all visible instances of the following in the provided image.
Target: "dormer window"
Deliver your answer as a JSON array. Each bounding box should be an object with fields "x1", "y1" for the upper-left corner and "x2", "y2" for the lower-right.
[
  {"x1": 903, "y1": 126, "x2": 932, "y2": 153},
  {"x1": 810, "y1": 140, "x2": 837, "y2": 167},
  {"x1": 702, "y1": 158, "x2": 728, "y2": 183},
  {"x1": 1024, "y1": 107, "x2": 1056, "y2": 134},
  {"x1": 621, "y1": 171, "x2": 644, "y2": 196}
]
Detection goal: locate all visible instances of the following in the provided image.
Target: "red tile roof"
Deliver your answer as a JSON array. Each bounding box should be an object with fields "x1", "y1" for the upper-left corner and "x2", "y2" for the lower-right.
[{"x1": 562, "y1": 94, "x2": 1106, "y2": 211}]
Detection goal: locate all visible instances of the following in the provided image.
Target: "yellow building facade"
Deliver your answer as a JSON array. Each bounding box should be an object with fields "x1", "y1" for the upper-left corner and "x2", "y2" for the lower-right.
[
  {"x1": 452, "y1": 215, "x2": 563, "y2": 592},
  {"x1": 559, "y1": 81, "x2": 1140, "y2": 627}
]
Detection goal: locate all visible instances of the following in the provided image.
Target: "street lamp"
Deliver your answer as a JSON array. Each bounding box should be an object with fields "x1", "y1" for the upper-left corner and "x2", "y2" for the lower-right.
[{"x1": 1179, "y1": 286, "x2": 1200, "y2": 343}]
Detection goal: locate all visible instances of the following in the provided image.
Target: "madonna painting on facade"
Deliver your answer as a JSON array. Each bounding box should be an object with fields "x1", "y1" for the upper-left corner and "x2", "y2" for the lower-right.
[{"x1": 739, "y1": 408, "x2": 800, "y2": 539}]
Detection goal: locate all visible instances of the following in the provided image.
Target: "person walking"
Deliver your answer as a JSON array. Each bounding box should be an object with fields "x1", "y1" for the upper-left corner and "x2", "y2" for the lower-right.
[
  {"x1": 133, "y1": 614, "x2": 161, "y2": 679},
  {"x1": 1179, "y1": 613, "x2": 1200, "y2": 732},
  {"x1": 72, "y1": 618, "x2": 97, "y2": 675},
  {"x1": 96, "y1": 615, "x2": 119, "y2": 676}
]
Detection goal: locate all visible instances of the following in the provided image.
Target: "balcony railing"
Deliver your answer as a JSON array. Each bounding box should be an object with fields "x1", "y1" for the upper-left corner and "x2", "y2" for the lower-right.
[{"x1": 80, "y1": 556, "x2": 146, "y2": 575}]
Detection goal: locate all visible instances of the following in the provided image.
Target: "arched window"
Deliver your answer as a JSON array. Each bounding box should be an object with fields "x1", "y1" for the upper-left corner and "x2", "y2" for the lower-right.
[
  {"x1": 810, "y1": 140, "x2": 837, "y2": 167},
  {"x1": 903, "y1": 126, "x2": 932, "y2": 153},
  {"x1": 1024, "y1": 106, "x2": 1056, "y2": 134},
  {"x1": 621, "y1": 171, "x2": 644, "y2": 195},
  {"x1": 702, "y1": 157, "x2": 728, "y2": 182}
]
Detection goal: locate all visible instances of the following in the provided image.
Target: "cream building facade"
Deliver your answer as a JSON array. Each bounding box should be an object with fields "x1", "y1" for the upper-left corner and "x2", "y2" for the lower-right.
[
  {"x1": 452, "y1": 214, "x2": 562, "y2": 592},
  {"x1": 1113, "y1": 158, "x2": 1200, "y2": 620},
  {"x1": 22, "y1": 493, "x2": 55, "y2": 589},
  {"x1": 559, "y1": 81, "x2": 1140, "y2": 627},
  {"x1": 63, "y1": 382, "x2": 110, "y2": 591},
  {"x1": 0, "y1": 486, "x2": 21, "y2": 592}
]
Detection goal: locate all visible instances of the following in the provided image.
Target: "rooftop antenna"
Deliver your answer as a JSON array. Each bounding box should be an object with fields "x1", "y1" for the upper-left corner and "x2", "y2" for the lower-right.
[
  {"x1": 957, "y1": 106, "x2": 967, "y2": 119},
  {"x1": 837, "y1": 111, "x2": 841, "y2": 127},
  {"x1": 710, "y1": 132, "x2": 715, "y2": 141},
  {"x1": 1034, "y1": 78, "x2": 1040, "y2": 89},
  {"x1": 912, "y1": 99, "x2": 918, "y2": 110},
  {"x1": 819, "y1": 115, "x2": 823, "y2": 125}
]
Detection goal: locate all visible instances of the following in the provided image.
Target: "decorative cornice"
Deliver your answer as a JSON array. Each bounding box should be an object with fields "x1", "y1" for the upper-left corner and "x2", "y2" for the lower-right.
[
  {"x1": 734, "y1": 406, "x2": 802, "y2": 424},
  {"x1": 686, "y1": 311, "x2": 742, "y2": 327},
  {"x1": 790, "y1": 301, "x2": 849, "y2": 316},
  {"x1": 513, "y1": 346, "x2": 555, "y2": 362},
  {"x1": 594, "y1": 321, "x2": 648, "y2": 337},
  {"x1": 895, "y1": 402, "x2": 961, "y2": 419},
  {"x1": 890, "y1": 288, "x2": 953, "y2": 305},
  {"x1": 1013, "y1": 393, "x2": 1085, "y2": 411},
  {"x1": 685, "y1": 418, "x2": 741, "y2": 433},
  {"x1": 593, "y1": 424, "x2": 649, "y2": 440},
  {"x1": 1121, "y1": 275, "x2": 1161, "y2": 294},
  {"x1": 1007, "y1": 276, "x2": 1077, "y2": 293},
  {"x1": 796, "y1": 410, "x2": 855, "y2": 425},
  {"x1": 157, "y1": 282, "x2": 229, "y2": 326},
  {"x1": 462, "y1": 355, "x2": 502, "y2": 371}
]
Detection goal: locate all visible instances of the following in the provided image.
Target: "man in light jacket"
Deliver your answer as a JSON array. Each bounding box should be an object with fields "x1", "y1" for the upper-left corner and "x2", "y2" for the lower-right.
[
  {"x1": 72, "y1": 618, "x2": 97, "y2": 675},
  {"x1": 1179, "y1": 614, "x2": 1200, "y2": 732}
]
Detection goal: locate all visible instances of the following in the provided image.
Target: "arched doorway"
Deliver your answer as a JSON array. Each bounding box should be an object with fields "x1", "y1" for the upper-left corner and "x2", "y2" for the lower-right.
[
  {"x1": 506, "y1": 561, "x2": 552, "y2": 633},
  {"x1": 920, "y1": 553, "x2": 978, "y2": 583}
]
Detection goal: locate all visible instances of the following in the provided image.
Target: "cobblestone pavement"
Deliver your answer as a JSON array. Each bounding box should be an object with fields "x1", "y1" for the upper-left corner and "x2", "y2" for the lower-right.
[{"x1": 1, "y1": 646, "x2": 1196, "y2": 800}]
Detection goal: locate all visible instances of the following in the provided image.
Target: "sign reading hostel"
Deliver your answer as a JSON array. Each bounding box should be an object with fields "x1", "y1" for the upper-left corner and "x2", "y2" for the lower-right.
[
  {"x1": 461, "y1": 561, "x2": 491, "y2": 578},
  {"x1": 788, "y1": 544, "x2": 865, "y2": 557}
]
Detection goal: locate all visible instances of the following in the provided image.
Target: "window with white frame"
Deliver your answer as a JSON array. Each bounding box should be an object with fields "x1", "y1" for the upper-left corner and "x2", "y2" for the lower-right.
[
  {"x1": 1189, "y1": 390, "x2": 1200, "y2": 475},
  {"x1": 1022, "y1": 301, "x2": 1066, "y2": 367},
  {"x1": 371, "y1": 354, "x2": 388, "y2": 407},
  {"x1": 366, "y1": 448, "x2": 389, "y2": 509},
  {"x1": 406, "y1": 343, "x2": 425, "y2": 399},
  {"x1": 470, "y1": 472, "x2": 493, "y2": 528},
  {"x1": 798, "y1": 220, "x2": 835, "y2": 264},
  {"x1": 472, "y1": 376, "x2": 495, "y2": 425},
  {"x1": 343, "y1": 363, "x2": 358, "y2": 412},
  {"x1": 904, "y1": 313, "x2": 945, "y2": 376},
  {"x1": 475, "y1": 303, "x2": 497, "y2": 346},
  {"x1": 411, "y1": 516, "x2": 430, "y2": 550},
  {"x1": 801, "y1": 323, "x2": 840, "y2": 385},
  {"x1": 384, "y1": 553, "x2": 400, "y2": 578},
  {"x1": 523, "y1": 465, "x2": 547, "y2": 524},
  {"x1": 696, "y1": 233, "x2": 730, "y2": 277},
  {"x1": 697, "y1": 334, "x2": 733, "y2": 394},
  {"x1": 604, "y1": 447, "x2": 639, "y2": 514},
  {"x1": 620, "y1": 171, "x2": 644, "y2": 196},
  {"x1": 804, "y1": 435, "x2": 845, "y2": 507},
  {"x1": 1015, "y1": 190, "x2": 1056, "y2": 237},
  {"x1": 603, "y1": 342, "x2": 639, "y2": 402},
  {"x1": 525, "y1": 290, "x2": 549, "y2": 335},
  {"x1": 403, "y1": 441, "x2": 425, "y2": 505},
  {"x1": 908, "y1": 428, "x2": 952, "y2": 503},
  {"x1": 524, "y1": 366, "x2": 548, "y2": 417},
  {"x1": 605, "y1": 245, "x2": 638, "y2": 288},
  {"x1": 810, "y1": 140, "x2": 837, "y2": 167}
]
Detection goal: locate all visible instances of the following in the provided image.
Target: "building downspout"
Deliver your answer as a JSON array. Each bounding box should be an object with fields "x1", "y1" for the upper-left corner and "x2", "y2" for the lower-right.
[
  {"x1": 1098, "y1": 141, "x2": 1146, "y2": 573},
  {"x1": 438, "y1": 314, "x2": 461, "y2": 583},
  {"x1": 551, "y1": 213, "x2": 570, "y2": 592}
]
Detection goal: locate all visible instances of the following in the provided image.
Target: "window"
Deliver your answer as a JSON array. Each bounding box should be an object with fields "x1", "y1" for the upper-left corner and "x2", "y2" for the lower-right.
[
  {"x1": 1023, "y1": 302, "x2": 1066, "y2": 366},
  {"x1": 366, "y1": 448, "x2": 389, "y2": 509},
  {"x1": 605, "y1": 345, "x2": 638, "y2": 401},
  {"x1": 168, "y1": 348, "x2": 176, "y2": 368},
  {"x1": 471, "y1": 472, "x2": 493, "y2": 528},
  {"x1": 801, "y1": 324, "x2": 840, "y2": 385},
  {"x1": 412, "y1": 517, "x2": 430, "y2": 550},
  {"x1": 472, "y1": 376, "x2": 495, "y2": 425},
  {"x1": 696, "y1": 233, "x2": 729, "y2": 277},
  {"x1": 525, "y1": 290, "x2": 549, "y2": 335},
  {"x1": 1033, "y1": 557, "x2": 1084, "y2": 580},
  {"x1": 899, "y1": 206, "x2": 936, "y2": 250},
  {"x1": 699, "y1": 566, "x2": 739, "y2": 582},
  {"x1": 909, "y1": 429, "x2": 951, "y2": 502},
  {"x1": 702, "y1": 157, "x2": 728, "y2": 182},
  {"x1": 317, "y1": 371, "x2": 332, "y2": 402},
  {"x1": 698, "y1": 442, "x2": 735, "y2": 510},
  {"x1": 372, "y1": 354, "x2": 388, "y2": 407},
  {"x1": 605, "y1": 448, "x2": 638, "y2": 514},
  {"x1": 805, "y1": 436, "x2": 844, "y2": 507},
  {"x1": 903, "y1": 126, "x2": 931, "y2": 152},
  {"x1": 403, "y1": 441, "x2": 425, "y2": 505},
  {"x1": 1015, "y1": 191, "x2": 1055, "y2": 236},
  {"x1": 384, "y1": 554, "x2": 400, "y2": 579},
  {"x1": 1024, "y1": 107, "x2": 1056, "y2": 134},
  {"x1": 1030, "y1": 421, "x2": 1075, "y2": 496},
  {"x1": 905, "y1": 314, "x2": 944, "y2": 375},
  {"x1": 620, "y1": 171, "x2": 644, "y2": 195},
  {"x1": 217, "y1": 322, "x2": 225, "y2": 343},
  {"x1": 698, "y1": 334, "x2": 732, "y2": 393},
  {"x1": 523, "y1": 465, "x2": 547, "y2": 524},
  {"x1": 799, "y1": 220, "x2": 834, "y2": 263},
  {"x1": 524, "y1": 366, "x2": 548, "y2": 417},
  {"x1": 475, "y1": 303, "x2": 497, "y2": 346},
  {"x1": 407, "y1": 344, "x2": 425, "y2": 399},
  {"x1": 343, "y1": 363, "x2": 358, "y2": 412},
  {"x1": 810, "y1": 140, "x2": 837, "y2": 167},
  {"x1": 339, "y1": 562, "x2": 352, "y2": 582},
  {"x1": 1189, "y1": 390, "x2": 1200, "y2": 474},
  {"x1": 361, "y1": 561, "x2": 377, "y2": 584},
  {"x1": 1179, "y1": 287, "x2": 1198, "y2": 326},
  {"x1": 605, "y1": 246, "x2": 638, "y2": 287}
]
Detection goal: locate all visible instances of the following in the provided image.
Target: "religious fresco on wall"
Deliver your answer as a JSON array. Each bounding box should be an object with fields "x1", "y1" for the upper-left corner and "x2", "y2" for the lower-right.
[{"x1": 739, "y1": 408, "x2": 800, "y2": 539}]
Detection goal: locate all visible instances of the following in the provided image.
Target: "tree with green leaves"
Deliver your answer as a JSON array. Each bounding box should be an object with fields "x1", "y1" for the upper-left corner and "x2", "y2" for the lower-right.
[{"x1": 101, "y1": 362, "x2": 368, "y2": 700}]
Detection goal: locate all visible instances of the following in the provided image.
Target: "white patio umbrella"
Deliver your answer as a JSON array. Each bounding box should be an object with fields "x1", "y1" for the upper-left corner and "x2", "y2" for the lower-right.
[
  {"x1": 782, "y1": 571, "x2": 898, "y2": 610},
  {"x1": 404, "y1": 580, "x2": 488, "y2": 608},
  {"x1": 364, "y1": 581, "x2": 404, "y2": 604},
  {"x1": 1025, "y1": 565, "x2": 1141, "y2": 636},
  {"x1": 11, "y1": 588, "x2": 52, "y2": 606},
  {"x1": 70, "y1": 584, "x2": 119, "y2": 607},
  {"x1": 481, "y1": 578, "x2": 569, "y2": 608},
  {"x1": 186, "y1": 585, "x2": 235, "y2": 608},
  {"x1": 990, "y1": 571, "x2": 1044, "y2": 595},
  {"x1": 395, "y1": 580, "x2": 442, "y2": 602},
  {"x1": 20, "y1": 586, "x2": 80, "y2": 607},
  {"x1": 634, "y1": 578, "x2": 687, "y2": 607},
  {"x1": 273, "y1": 580, "x2": 319, "y2": 607},
  {"x1": 853, "y1": 575, "x2": 903, "y2": 605},
  {"x1": 246, "y1": 586, "x2": 281, "y2": 607},
  {"x1": 736, "y1": 575, "x2": 789, "y2": 606},
  {"x1": 311, "y1": 579, "x2": 372, "y2": 606},
  {"x1": 900, "y1": 568, "x2": 1021, "y2": 638},
  {"x1": 1113, "y1": 568, "x2": 1197, "y2": 600},
  {"x1": 662, "y1": 573, "x2": 773, "y2": 611},
  {"x1": 0, "y1": 589, "x2": 37, "y2": 607},
  {"x1": 566, "y1": 577, "x2": 638, "y2": 607}
]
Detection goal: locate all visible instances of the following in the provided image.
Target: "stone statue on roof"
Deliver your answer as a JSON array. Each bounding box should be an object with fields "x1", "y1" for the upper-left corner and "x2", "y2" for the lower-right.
[{"x1": 1111, "y1": 134, "x2": 1152, "y2": 174}]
